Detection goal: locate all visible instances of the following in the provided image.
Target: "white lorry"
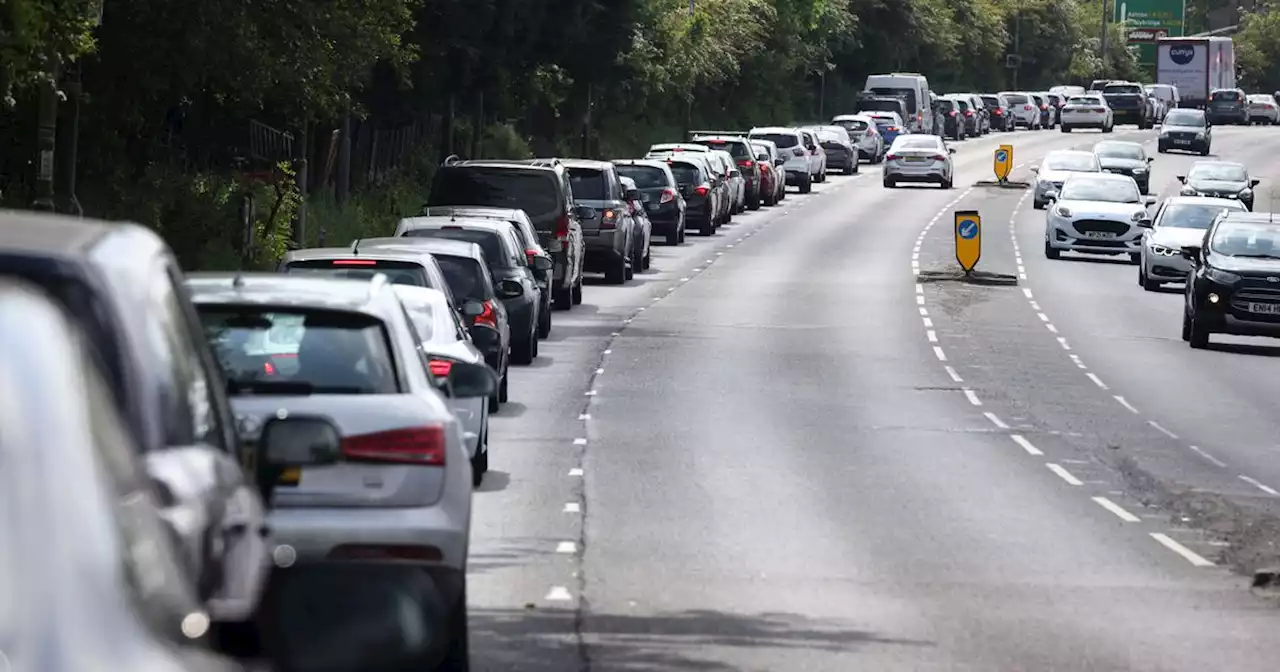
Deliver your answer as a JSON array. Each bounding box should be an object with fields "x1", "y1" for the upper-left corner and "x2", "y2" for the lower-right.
[{"x1": 1155, "y1": 37, "x2": 1235, "y2": 110}]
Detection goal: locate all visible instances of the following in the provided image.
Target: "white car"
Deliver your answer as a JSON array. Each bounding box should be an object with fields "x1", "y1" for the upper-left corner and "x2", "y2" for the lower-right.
[
  {"x1": 1043, "y1": 173, "x2": 1157, "y2": 263},
  {"x1": 999, "y1": 91, "x2": 1041, "y2": 129},
  {"x1": 749, "y1": 127, "x2": 816, "y2": 193},
  {"x1": 798, "y1": 128, "x2": 828, "y2": 184},
  {"x1": 1247, "y1": 94, "x2": 1279, "y2": 125},
  {"x1": 831, "y1": 114, "x2": 885, "y2": 163},
  {"x1": 1031, "y1": 149, "x2": 1102, "y2": 210},
  {"x1": 1138, "y1": 196, "x2": 1247, "y2": 291},
  {"x1": 882, "y1": 134, "x2": 955, "y2": 189},
  {"x1": 1060, "y1": 95, "x2": 1114, "y2": 133}
]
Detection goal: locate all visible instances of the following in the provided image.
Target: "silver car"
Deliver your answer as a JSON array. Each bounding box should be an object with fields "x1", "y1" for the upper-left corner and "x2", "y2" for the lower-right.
[
  {"x1": 1043, "y1": 173, "x2": 1157, "y2": 263},
  {"x1": 1031, "y1": 149, "x2": 1102, "y2": 210},
  {"x1": 189, "y1": 272, "x2": 499, "y2": 670},
  {"x1": 711, "y1": 149, "x2": 746, "y2": 214},
  {"x1": 831, "y1": 114, "x2": 885, "y2": 163},
  {"x1": 1138, "y1": 196, "x2": 1248, "y2": 290},
  {"x1": 882, "y1": 134, "x2": 955, "y2": 189},
  {"x1": 999, "y1": 91, "x2": 1041, "y2": 129},
  {"x1": 396, "y1": 284, "x2": 493, "y2": 483}
]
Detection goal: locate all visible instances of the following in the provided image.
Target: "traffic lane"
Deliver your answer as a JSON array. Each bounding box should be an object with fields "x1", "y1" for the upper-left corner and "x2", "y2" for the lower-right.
[
  {"x1": 1011, "y1": 126, "x2": 1280, "y2": 552},
  {"x1": 580, "y1": 141, "x2": 1276, "y2": 670},
  {"x1": 467, "y1": 167, "x2": 864, "y2": 668}
]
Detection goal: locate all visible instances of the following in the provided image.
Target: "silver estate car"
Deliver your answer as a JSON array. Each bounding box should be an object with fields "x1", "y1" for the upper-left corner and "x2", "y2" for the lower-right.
[
  {"x1": 188, "y1": 272, "x2": 499, "y2": 670},
  {"x1": 1138, "y1": 196, "x2": 1247, "y2": 290}
]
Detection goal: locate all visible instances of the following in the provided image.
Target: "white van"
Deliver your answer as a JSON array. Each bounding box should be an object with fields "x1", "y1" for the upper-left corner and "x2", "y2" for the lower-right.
[{"x1": 864, "y1": 73, "x2": 931, "y2": 134}]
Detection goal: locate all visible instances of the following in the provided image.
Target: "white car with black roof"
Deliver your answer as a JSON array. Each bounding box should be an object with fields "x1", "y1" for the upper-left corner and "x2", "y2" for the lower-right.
[{"x1": 1043, "y1": 173, "x2": 1157, "y2": 263}]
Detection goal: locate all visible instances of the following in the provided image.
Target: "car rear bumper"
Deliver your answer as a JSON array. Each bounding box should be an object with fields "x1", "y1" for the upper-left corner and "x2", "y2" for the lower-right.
[{"x1": 268, "y1": 503, "x2": 470, "y2": 571}]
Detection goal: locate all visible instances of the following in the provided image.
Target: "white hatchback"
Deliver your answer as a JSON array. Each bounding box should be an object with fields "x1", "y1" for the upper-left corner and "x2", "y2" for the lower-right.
[{"x1": 1060, "y1": 95, "x2": 1114, "y2": 133}]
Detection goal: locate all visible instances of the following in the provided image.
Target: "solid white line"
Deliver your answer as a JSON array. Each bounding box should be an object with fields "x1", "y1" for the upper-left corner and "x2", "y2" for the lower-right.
[
  {"x1": 922, "y1": 317, "x2": 933, "y2": 328},
  {"x1": 573, "y1": 437, "x2": 588, "y2": 445},
  {"x1": 1188, "y1": 445, "x2": 1228, "y2": 468},
  {"x1": 568, "y1": 467, "x2": 584, "y2": 477},
  {"x1": 919, "y1": 307, "x2": 929, "y2": 316},
  {"x1": 963, "y1": 388, "x2": 982, "y2": 406},
  {"x1": 1057, "y1": 337, "x2": 1071, "y2": 350},
  {"x1": 1148, "y1": 420, "x2": 1178, "y2": 439},
  {"x1": 1047, "y1": 463, "x2": 1084, "y2": 486},
  {"x1": 1010, "y1": 434, "x2": 1043, "y2": 455},
  {"x1": 944, "y1": 366, "x2": 963, "y2": 383},
  {"x1": 1238, "y1": 475, "x2": 1280, "y2": 496},
  {"x1": 1086, "y1": 373, "x2": 1108, "y2": 389},
  {"x1": 933, "y1": 346, "x2": 947, "y2": 361},
  {"x1": 563, "y1": 502, "x2": 581, "y2": 513},
  {"x1": 556, "y1": 541, "x2": 577, "y2": 554},
  {"x1": 1114, "y1": 396, "x2": 1140, "y2": 414},
  {"x1": 927, "y1": 330, "x2": 938, "y2": 343},
  {"x1": 1150, "y1": 533, "x2": 1216, "y2": 567},
  {"x1": 1093, "y1": 496, "x2": 1142, "y2": 522},
  {"x1": 1037, "y1": 312, "x2": 1050, "y2": 322},
  {"x1": 984, "y1": 412, "x2": 1009, "y2": 429},
  {"x1": 545, "y1": 586, "x2": 574, "y2": 601},
  {"x1": 916, "y1": 283, "x2": 924, "y2": 294}
]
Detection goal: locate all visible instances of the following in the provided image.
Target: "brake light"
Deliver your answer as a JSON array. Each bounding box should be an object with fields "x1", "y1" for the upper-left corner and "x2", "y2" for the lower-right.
[
  {"x1": 341, "y1": 426, "x2": 445, "y2": 465},
  {"x1": 694, "y1": 184, "x2": 709, "y2": 197},
  {"x1": 885, "y1": 153, "x2": 899, "y2": 161},
  {"x1": 1025, "y1": 104, "x2": 1033, "y2": 110},
  {"x1": 555, "y1": 213, "x2": 569, "y2": 241},
  {"x1": 659, "y1": 188, "x2": 676, "y2": 204},
  {"x1": 332, "y1": 259, "x2": 378, "y2": 266},
  {"x1": 428, "y1": 359, "x2": 453, "y2": 377},
  {"x1": 932, "y1": 154, "x2": 947, "y2": 161},
  {"x1": 964, "y1": 110, "x2": 974, "y2": 117},
  {"x1": 601, "y1": 208, "x2": 617, "y2": 230},
  {"x1": 263, "y1": 361, "x2": 276, "y2": 375},
  {"x1": 474, "y1": 300, "x2": 497, "y2": 328},
  {"x1": 887, "y1": 126, "x2": 900, "y2": 132},
  {"x1": 737, "y1": 159, "x2": 754, "y2": 168},
  {"x1": 1041, "y1": 105, "x2": 1049, "y2": 110},
  {"x1": 948, "y1": 111, "x2": 957, "y2": 117},
  {"x1": 525, "y1": 248, "x2": 540, "y2": 258}
]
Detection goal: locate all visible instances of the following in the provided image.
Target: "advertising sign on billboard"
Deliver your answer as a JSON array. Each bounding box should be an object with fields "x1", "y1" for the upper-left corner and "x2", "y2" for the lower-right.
[{"x1": 1116, "y1": 1, "x2": 1186, "y2": 64}]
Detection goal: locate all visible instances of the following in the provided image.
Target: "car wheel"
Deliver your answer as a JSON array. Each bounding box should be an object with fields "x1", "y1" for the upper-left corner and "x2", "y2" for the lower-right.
[
  {"x1": 883, "y1": 177, "x2": 896, "y2": 188},
  {"x1": 700, "y1": 217, "x2": 714, "y2": 236},
  {"x1": 553, "y1": 286, "x2": 572, "y2": 310},
  {"x1": 437, "y1": 591, "x2": 470, "y2": 671},
  {"x1": 471, "y1": 426, "x2": 488, "y2": 487},
  {"x1": 799, "y1": 174, "x2": 812, "y2": 194},
  {"x1": 1157, "y1": 144, "x2": 1167, "y2": 153},
  {"x1": 1181, "y1": 310, "x2": 1193, "y2": 342},
  {"x1": 1201, "y1": 147, "x2": 1210, "y2": 156},
  {"x1": 1044, "y1": 240, "x2": 1060, "y2": 259},
  {"x1": 667, "y1": 228, "x2": 680, "y2": 245},
  {"x1": 1188, "y1": 314, "x2": 1210, "y2": 349},
  {"x1": 538, "y1": 302, "x2": 552, "y2": 338},
  {"x1": 512, "y1": 333, "x2": 535, "y2": 365},
  {"x1": 1033, "y1": 199, "x2": 1045, "y2": 210},
  {"x1": 1128, "y1": 252, "x2": 1141, "y2": 265},
  {"x1": 1141, "y1": 270, "x2": 1161, "y2": 291},
  {"x1": 572, "y1": 278, "x2": 583, "y2": 305},
  {"x1": 1061, "y1": 125, "x2": 1071, "y2": 133},
  {"x1": 605, "y1": 254, "x2": 626, "y2": 284},
  {"x1": 643, "y1": 248, "x2": 651, "y2": 270},
  {"x1": 941, "y1": 176, "x2": 953, "y2": 189},
  {"x1": 845, "y1": 163, "x2": 856, "y2": 176},
  {"x1": 627, "y1": 247, "x2": 639, "y2": 279}
]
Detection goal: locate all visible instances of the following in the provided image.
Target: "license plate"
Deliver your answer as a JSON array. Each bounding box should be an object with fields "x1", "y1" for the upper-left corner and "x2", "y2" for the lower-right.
[
  {"x1": 279, "y1": 467, "x2": 301, "y2": 486},
  {"x1": 1247, "y1": 302, "x2": 1280, "y2": 315},
  {"x1": 904, "y1": 157, "x2": 928, "y2": 163},
  {"x1": 1083, "y1": 231, "x2": 1116, "y2": 239},
  {"x1": 1173, "y1": 140, "x2": 1192, "y2": 146}
]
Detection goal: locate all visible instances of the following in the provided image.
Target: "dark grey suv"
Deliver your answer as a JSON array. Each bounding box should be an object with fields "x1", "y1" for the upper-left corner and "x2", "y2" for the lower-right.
[{"x1": 563, "y1": 159, "x2": 640, "y2": 284}]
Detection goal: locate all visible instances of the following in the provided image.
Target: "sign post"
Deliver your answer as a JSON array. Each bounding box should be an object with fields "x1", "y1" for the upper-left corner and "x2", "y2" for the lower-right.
[
  {"x1": 955, "y1": 211, "x2": 982, "y2": 274},
  {"x1": 993, "y1": 145, "x2": 1013, "y2": 185}
]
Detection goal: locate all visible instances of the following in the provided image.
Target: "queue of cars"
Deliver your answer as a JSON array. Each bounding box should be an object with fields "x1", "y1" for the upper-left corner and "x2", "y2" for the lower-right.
[{"x1": 1032, "y1": 134, "x2": 1278, "y2": 351}]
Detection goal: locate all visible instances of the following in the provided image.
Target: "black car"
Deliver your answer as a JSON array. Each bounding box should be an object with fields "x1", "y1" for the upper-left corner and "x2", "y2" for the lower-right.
[
  {"x1": 689, "y1": 133, "x2": 764, "y2": 209},
  {"x1": 0, "y1": 211, "x2": 276, "y2": 644},
  {"x1": 1102, "y1": 83, "x2": 1153, "y2": 127},
  {"x1": 426, "y1": 158, "x2": 591, "y2": 310},
  {"x1": 1182, "y1": 212, "x2": 1280, "y2": 349},
  {"x1": 979, "y1": 94, "x2": 1011, "y2": 131},
  {"x1": 1207, "y1": 88, "x2": 1249, "y2": 125},
  {"x1": 563, "y1": 158, "x2": 641, "y2": 284},
  {"x1": 389, "y1": 219, "x2": 543, "y2": 363},
  {"x1": 1093, "y1": 141, "x2": 1153, "y2": 194},
  {"x1": 1159, "y1": 108, "x2": 1212, "y2": 155},
  {"x1": 937, "y1": 99, "x2": 963, "y2": 139},
  {"x1": 948, "y1": 96, "x2": 980, "y2": 136},
  {"x1": 1178, "y1": 161, "x2": 1259, "y2": 210},
  {"x1": 613, "y1": 159, "x2": 686, "y2": 245},
  {"x1": 665, "y1": 156, "x2": 717, "y2": 236}
]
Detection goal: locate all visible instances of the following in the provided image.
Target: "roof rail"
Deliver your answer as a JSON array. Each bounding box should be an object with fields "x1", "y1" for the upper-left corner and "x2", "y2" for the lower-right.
[
  {"x1": 442, "y1": 154, "x2": 462, "y2": 166},
  {"x1": 368, "y1": 273, "x2": 390, "y2": 297},
  {"x1": 526, "y1": 158, "x2": 562, "y2": 167}
]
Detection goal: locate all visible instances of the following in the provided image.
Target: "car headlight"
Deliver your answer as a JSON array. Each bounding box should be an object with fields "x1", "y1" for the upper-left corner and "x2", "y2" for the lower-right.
[
  {"x1": 1054, "y1": 206, "x2": 1072, "y2": 218},
  {"x1": 1196, "y1": 132, "x2": 1206, "y2": 139},
  {"x1": 1205, "y1": 267, "x2": 1241, "y2": 284},
  {"x1": 1132, "y1": 167, "x2": 1147, "y2": 174},
  {"x1": 1147, "y1": 242, "x2": 1176, "y2": 256}
]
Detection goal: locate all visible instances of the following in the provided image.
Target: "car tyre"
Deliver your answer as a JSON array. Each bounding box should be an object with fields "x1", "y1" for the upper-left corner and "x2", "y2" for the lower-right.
[
  {"x1": 628, "y1": 246, "x2": 640, "y2": 279},
  {"x1": 437, "y1": 593, "x2": 470, "y2": 671},
  {"x1": 537, "y1": 302, "x2": 551, "y2": 338},
  {"x1": 471, "y1": 426, "x2": 488, "y2": 488},
  {"x1": 605, "y1": 254, "x2": 627, "y2": 284},
  {"x1": 941, "y1": 176, "x2": 953, "y2": 189},
  {"x1": 1187, "y1": 313, "x2": 1210, "y2": 349},
  {"x1": 1181, "y1": 310, "x2": 1193, "y2": 342},
  {"x1": 512, "y1": 332, "x2": 535, "y2": 365},
  {"x1": 700, "y1": 217, "x2": 714, "y2": 236},
  {"x1": 1128, "y1": 252, "x2": 1141, "y2": 265},
  {"x1": 1044, "y1": 240, "x2": 1060, "y2": 259},
  {"x1": 748, "y1": 194, "x2": 762, "y2": 210},
  {"x1": 845, "y1": 163, "x2": 856, "y2": 176},
  {"x1": 1061, "y1": 125, "x2": 1071, "y2": 133},
  {"x1": 553, "y1": 286, "x2": 572, "y2": 310},
  {"x1": 799, "y1": 174, "x2": 813, "y2": 194},
  {"x1": 571, "y1": 277, "x2": 583, "y2": 305},
  {"x1": 1141, "y1": 269, "x2": 1161, "y2": 291}
]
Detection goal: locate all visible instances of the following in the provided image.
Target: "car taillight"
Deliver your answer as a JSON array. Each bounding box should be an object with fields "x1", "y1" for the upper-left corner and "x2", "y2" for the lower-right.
[
  {"x1": 737, "y1": 159, "x2": 754, "y2": 168},
  {"x1": 428, "y1": 358, "x2": 453, "y2": 377},
  {"x1": 932, "y1": 154, "x2": 947, "y2": 161},
  {"x1": 525, "y1": 248, "x2": 540, "y2": 259},
  {"x1": 1025, "y1": 104, "x2": 1033, "y2": 110},
  {"x1": 341, "y1": 426, "x2": 446, "y2": 466},
  {"x1": 1093, "y1": 108, "x2": 1106, "y2": 113},
  {"x1": 694, "y1": 184, "x2": 710, "y2": 197},
  {"x1": 994, "y1": 109, "x2": 1003, "y2": 114},
  {"x1": 887, "y1": 126, "x2": 900, "y2": 132},
  {"x1": 555, "y1": 213, "x2": 569, "y2": 241},
  {"x1": 947, "y1": 111, "x2": 956, "y2": 117},
  {"x1": 601, "y1": 208, "x2": 617, "y2": 229},
  {"x1": 1041, "y1": 105, "x2": 1049, "y2": 110},
  {"x1": 964, "y1": 110, "x2": 974, "y2": 117},
  {"x1": 474, "y1": 300, "x2": 498, "y2": 328},
  {"x1": 263, "y1": 361, "x2": 276, "y2": 375},
  {"x1": 659, "y1": 188, "x2": 676, "y2": 204},
  {"x1": 332, "y1": 259, "x2": 377, "y2": 266},
  {"x1": 885, "y1": 153, "x2": 899, "y2": 161}
]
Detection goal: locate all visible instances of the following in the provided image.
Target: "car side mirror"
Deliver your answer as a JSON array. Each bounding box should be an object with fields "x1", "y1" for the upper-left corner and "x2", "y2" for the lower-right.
[
  {"x1": 1180, "y1": 245, "x2": 1201, "y2": 262},
  {"x1": 461, "y1": 299, "x2": 485, "y2": 317},
  {"x1": 574, "y1": 205, "x2": 597, "y2": 221},
  {"x1": 1030, "y1": 167, "x2": 1039, "y2": 173},
  {"x1": 1143, "y1": 195, "x2": 1158, "y2": 206},
  {"x1": 1176, "y1": 175, "x2": 1186, "y2": 183},
  {"x1": 1137, "y1": 219, "x2": 1154, "y2": 229},
  {"x1": 499, "y1": 279, "x2": 523, "y2": 299},
  {"x1": 1045, "y1": 190, "x2": 1059, "y2": 201},
  {"x1": 1251, "y1": 178, "x2": 1261, "y2": 187},
  {"x1": 531, "y1": 255, "x2": 553, "y2": 272},
  {"x1": 948, "y1": 147, "x2": 956, "y2": 155},
  {"x1": 1147, "y1": 157, "x2": 1154, "y2": 163},
  {"x1": 625, "y1": 188, "x2": 642, "y2": 202},
  {"x1": 729, "y1": 169, "x2": 740, "y2": 178},
  {"x1": 447, "y1": 361, "x2": 499, "y2": 399}
]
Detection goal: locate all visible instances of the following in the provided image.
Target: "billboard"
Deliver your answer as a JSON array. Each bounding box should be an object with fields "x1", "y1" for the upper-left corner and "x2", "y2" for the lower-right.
[{"x1": 1115, "y1": 0, "x2": 1187, "y2": 65}]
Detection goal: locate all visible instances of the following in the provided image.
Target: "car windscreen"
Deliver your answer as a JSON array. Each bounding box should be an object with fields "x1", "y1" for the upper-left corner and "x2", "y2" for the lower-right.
[
  {"x1": 867, "y1": 88, "x2": 916, "y2": 112},
  {"x1": 616, "y1": 165, "x2": 669, "y2": 188},
  {"x1": 1045, "y1": 154, "x2": 1098, "y2": 171},
  {"x1": 1164, "y1": 111, "x2": 1205, "y2": 127},
  {"x1": 1211, "y1": 222, "x2": 1280, "y2": 258},
  {"x1": 666, "y1": 161, "x2": 703, "y2": 184},
  {"x1": 751, "y1": 133, "x2": 798, "y2": 149},
  {"x1": 282, "y1": 259, "x2": 429, "y2": 287},
  {"x1": 1103, "y1": 84, "x2": 1142, "y2": 95},
  {"x1": 402, "y1": 228, "x2": 507, "y2": 270},
  {"x1": 427, "y1": 168, "x2": 559, "y2": 218},
  {"x1": 1211, "y1": 90, "x2": 1243, "y2": 102},
  {"x1": 696, "y1": 139, "x2": 750, "y2": 158},
  {"x1": 1004, "y1": 93, "x2": 1028, "y2": 104},
  {"x1": 1160, "y1": 203, "x2": 1243, "y2": 230},
  {"x1": 199, "y1": 308, "x2": 399, "y2": 395},
  {"x1": 1094, "y1": 143, "x2": 1144, "y2": 160},
  {"x1": 567, "y1": 167, "x2": 607, "y2": 200},
  {"x1": 1060, "y1": 178, "x2": 1140, "y2": 203},
  {"x1": 1189, "y1": 164, "x2": 1248, "y2": 182},
  {"x1": 432, "y1": 254, "x2": 491, "y2": 302},
  {"x1": 832, "y1": 119, "x2": 869, "y2": 132}
]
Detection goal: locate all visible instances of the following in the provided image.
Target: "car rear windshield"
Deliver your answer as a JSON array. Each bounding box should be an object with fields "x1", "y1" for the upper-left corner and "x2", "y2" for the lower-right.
[
  {"x1": 1103, "y1": 84, "x2": 1142, "y2": 95},
  {"x1": 393, "y1": 293, "x2": 436, "y2": 341},
  {"x1": 1164, "y1": 110, "x2": 1206, "y2": 126},
  {"x1": 615, "y1": 165, "x2": 669, "y2": 188},
  {"x1": 1161, "y1": 203, "x2": 1243, "y2": 230},
  {"x1": 751, "y1": 133, "x2": 798, "y2": 149},
  {"x1": 1004, "y1": 94, "x2": 1028, "y2": 104},
  {"x1": 1211, "y1": 222, "x2": 1280, "y2": 257},
  {"x1": 1094, "y1": 143, "x2": 1144, "y2": 160},
  {"x1": 833, "y1": 119, "x2": 869, "y2": 132},
  {"x1": 894, "y1": 137, "x2": 940, "y2": 150},
  {"x1": 979, "y1": 96, "x2": 1000, "y2": 107},
  {"x1": 666, "y1": 161, "x2": 703, "y2": 184},
  {"x1": 427, "y1": 168, "x2": 560, "y2": 218},
  {"x1": 1045, "y1": 154, "x2": 1099, "y2": 171},
  {"x1": 1189, "y1": 163, "x2": 1248, "y2": 181},
  {"x1": 937, "y1": 100, "x2": 955, "y2": 111},
  {"x1": 283, "y1": 259, "x2": 429, "y2": 287},
  {"x1": 567, "y1": 168, "x2": 607, "y2": 200},
  {"x1": 433, "y1": 254, "x2": 491, "y2": 302},
  {"x1": 1067, "y1": 97, "x2": 1101, "y2": 106},
  {"x1": 695, "y1": 138, "x2": 750, "y2": 158},
  {"x1": 1211, "y1": 90, "x2": 1243, "y2": 102},
  {"x1": 402, "y1": 228, "x2": 508, "y2": 269},
  {"x1": 1060, "y1": 178, "x2": 1140, "y2": 203},
  {"x1": 200, "y1": 308, "x2": 399, "y2": 395}
]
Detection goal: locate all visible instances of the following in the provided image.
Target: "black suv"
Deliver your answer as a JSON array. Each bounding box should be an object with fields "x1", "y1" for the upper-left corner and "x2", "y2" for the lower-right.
[
  {"x1": 427, "y1": 158, "x2": 590, "y2": 309},
  {"x1": 1102, "y1": 82, "x2": 1154, "y2": 129},
  {"x1": 689, "y1": 132, "x2": 763, "y2": 209},
  {"x1": 1208, "y1": 88, "x2": 1249, "y2": 125},
  {"x1": 1182, "y1": 212, "x2": 1280, "y2": 349}
]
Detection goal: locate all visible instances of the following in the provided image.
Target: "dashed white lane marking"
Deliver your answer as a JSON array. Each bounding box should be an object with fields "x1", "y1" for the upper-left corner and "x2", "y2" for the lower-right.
[
  {"x1": 922, "y1": 317, "x2": 933, "y2": 328},
  {"x1": 556, "y1": 541, "x2": 577, "y2": 554},
  {"x1": 573, "y1": 437, "x2": 588, "y2": 445},
  {"x1": 1037, "y1": 312, "x2": 1050, "y2": 322},
  {"x1": 1189, "y1": 445, "x2": 1228, "y2": 468},
  {"x1": 1056, "y1": 337, "x2": 1071, "y2": 350},
  {"x1": 916, "y1": 294, "x2": 925, "y2": 305},
  {"x1": 944, "y1": 366, "x2": 963, "y2": 383},
  {"x1": 611, "y1": 331, "x2": 620, "y2": 336},
  {"x1": 963, "y1": 389, "x2": 982, "y2": 406},
  {"x1": 1011, "y1": 434, "x2": 1043, "y2": 456},
  {"x1": 563, "y1": 502, "x2": 581, "y2": 513},
  {"x1": 927, "y1": 330, "x2": 938, "y2": 343},
  {"x1": 569, "y1": 467, "x2": 584, "y2": 477},
  {"x1": 692, "y1": 267, "x2": 702, "y2": 272},
  {"x1": 680, "y1": 277, "x2": 690, "y2": 282},
  {"x1": 1114, "y1": 396, "x2": 1140, "y2": 414},
  {"x1": 915, "y1": 283, "x2": 924, "y2": 294},
  {"x1": 1093, "y1": 496, "x2": 1142, "y2": 522},
  {"x1": 1023, "y1": 288, "x2": 1034, "y2": 299},
  {"x1": 1069, "y1": 354, "x2": 1087, "y2": 369},
  {"x1": 603, "y1": 349, "x2": 611, "y2": 354},
  {"x1": 595, "y1": 368, "x2": 605, "y2": 375},
  {"x1": 932, "y1": 346, "x2": 947, "y2": 361},
  {"x1": 919, "y1": 307, "x2": 928, "y2": 316},
  {"x1": 584, "y1": 390, "x2": 598, "y2": 396},
  {"x1": 545, "y1": 586, "x2": 574, "y2": 601},
  {"x1": 1045, "y1": 323, "x2": 1059, "y2": 333},
  {"x1": 1085, "y1": 373, "x2": 1108, "y2": 390},
  {"x1": 637, "y1": 307, "x2": 645, "y2": 311},
  {"x1": 1029, "y1": 301, "x2": 1041, "y2": 310},
  {"x1": 1047, "y1": 463, "x2": 1084, "y2": 486},
  {"x1": 1150, "y1": 532, "x2": 1215, "y2": 567},
  {"x1": 1238, "y1": 475, "x2": 1279, "y2": 496},
  {"x1": 983, "y1": 412, "x2": 1009, "y2": 429},
  {"x1": 1148, "y1": 420, "x2": 1178, "y2": 439}
]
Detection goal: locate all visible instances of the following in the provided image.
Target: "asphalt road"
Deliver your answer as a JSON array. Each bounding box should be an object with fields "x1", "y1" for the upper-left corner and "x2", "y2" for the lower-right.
[{"x1": 466, "y1": 124, "x2": 1280, "y2": 670}]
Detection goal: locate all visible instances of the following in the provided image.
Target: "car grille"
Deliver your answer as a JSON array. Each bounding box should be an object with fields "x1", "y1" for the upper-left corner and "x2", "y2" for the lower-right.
[
  {"x1": 1167, "y1": 132, "x2": 1198, "y2": 141},
  {"x1": 1231, "y1": 286, "x2": 1280, "y2": 315},
  {"x1": 1200, "y1": 190, "x2": 1239, "y2": 199},
  {"x1": 1072, "y1": 219, "x2": 1130, "y2": 235}
]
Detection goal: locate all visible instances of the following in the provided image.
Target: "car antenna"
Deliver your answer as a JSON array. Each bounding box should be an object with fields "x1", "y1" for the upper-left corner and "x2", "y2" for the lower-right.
[
  {"x1": 232, "y1": 274, "x2": 246, "y2": 289},
  {"x1": 350, "y1": 239, "x2": 360, "y2": 255}
]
